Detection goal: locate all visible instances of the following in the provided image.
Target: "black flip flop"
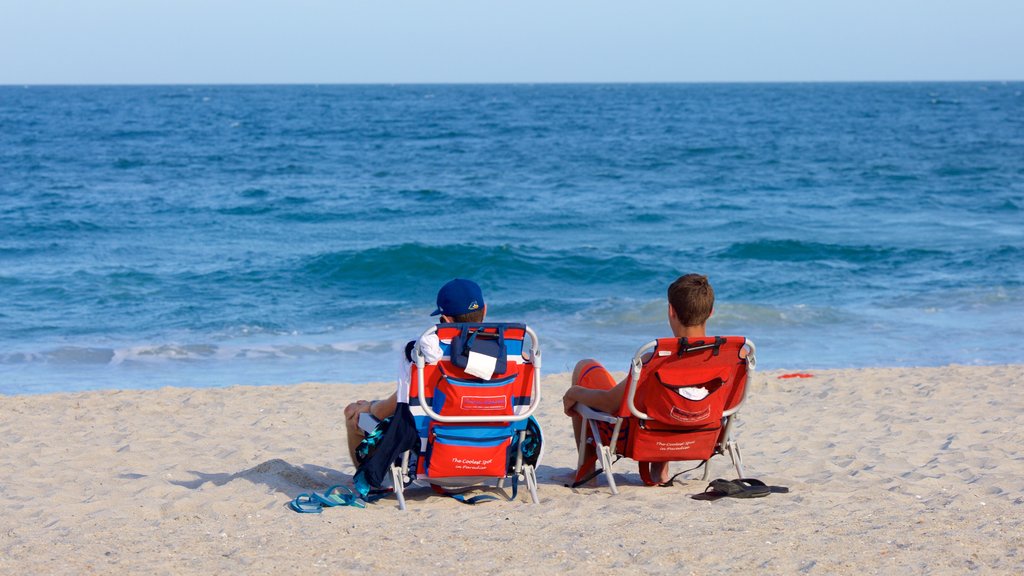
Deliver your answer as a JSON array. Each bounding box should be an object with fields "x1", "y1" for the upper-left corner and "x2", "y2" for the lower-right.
[
  {"x1": 692, "y1": 478, "x2": 780, "y2": 500},
  {"x1": 735, "y1": 477, "x2": 789, "y2": 494},
  {"x1": 714, "y1": 478, "x2": 770, "y2": 498}
]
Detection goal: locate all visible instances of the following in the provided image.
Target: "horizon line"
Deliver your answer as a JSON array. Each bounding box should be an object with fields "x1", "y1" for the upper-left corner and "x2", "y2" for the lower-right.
[{"x1": 2, "y1": 79, "x2": 1022, "y2": 88}]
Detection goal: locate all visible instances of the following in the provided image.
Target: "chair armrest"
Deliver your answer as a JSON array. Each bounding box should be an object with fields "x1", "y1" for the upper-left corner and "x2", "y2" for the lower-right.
[{"x1": 574, "y1": 403, "x2": 619, "y2": 424}]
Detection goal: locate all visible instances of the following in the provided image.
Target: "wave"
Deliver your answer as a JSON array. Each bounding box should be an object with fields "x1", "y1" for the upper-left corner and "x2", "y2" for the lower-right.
[
  {"x1": 11, "y1": 219, "x2": 105, "y2": 234},
  {"x1": 112, "y1": 158, "x2": 146, "y2": 169},
  {"x1": 240, "y1": 188, "x2": 271, "y2": 199},
  {"x1": 0, "y1": 246, "x2": 50, "y2": 258},
  {"x1": 630, "y1": 213, "x2": 669, "y2": 223},
  {"x1": 712, "y1": 302, "x2": 856, "y2": 328},
  {"x1": 717, "y1": 240, "x2": 943, "y2": 264},
  {"x1": 298, "y1": 243, "x2": 659, "y2": 288},
  {"x1": 217, "y1": 205, "x2": 277, "y2": 216},
  {"x1": 210, "y1": 193, "x2": 317, "y2": 218},
  {"x1": 277, "y1": 211, "x2": 355, "y2": 223},
  {"x1": 105, "y1": 129, "x2": 167, "y2": 140},
  {"x1": 2, "y1": 346, "x2": 115, "y2": 366},
  {"x1": 934, "y1": 165, "x2": 997, "y2": 177},
  {"x1": 0, "y1": 340, "x2": 401, "y2": 368},
  {"x1": 986, "y1": 199, "x2": 1020, "y2": 213}
]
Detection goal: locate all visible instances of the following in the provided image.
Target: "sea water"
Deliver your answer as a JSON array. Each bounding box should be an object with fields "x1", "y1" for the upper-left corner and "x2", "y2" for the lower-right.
[{"x1": 1, "y1": 83, "x2": 1022, "y2": 394}]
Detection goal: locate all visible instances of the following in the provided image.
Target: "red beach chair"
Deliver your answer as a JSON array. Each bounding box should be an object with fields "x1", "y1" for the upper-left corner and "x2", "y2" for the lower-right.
[
  {"x1": 572, "y1": 336, "x2": 755, "y2": 494},
  {"x1": 366, "y1": 323, "x2": 543, "y2": 510}
]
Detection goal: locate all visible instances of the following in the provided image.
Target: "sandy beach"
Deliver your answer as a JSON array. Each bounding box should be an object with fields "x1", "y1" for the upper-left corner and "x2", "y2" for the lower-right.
[{"x1": 1, "y1": 364, "x2": 1022, "y2": 575}]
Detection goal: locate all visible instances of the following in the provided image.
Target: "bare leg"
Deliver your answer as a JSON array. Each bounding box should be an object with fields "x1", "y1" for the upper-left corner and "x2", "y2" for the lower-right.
[
  {"x1": 651, "y1": 462, "x2": 670, "y2": 484},
  {"x1": 566, "y1": 359, "x2": 606, "y2": 478},
  {"x1": 568, "y1": 359, "x2": 589, "y2": 460},
  {"x1": 343, "y1": 394, "x2": 398, "y2": 465},
  {"x1": 570, "y1": 358, "x2": 592, "y2": 387},
  {"x1": 569, "y1": 410, "x2": 597, "y2": 476},
  {"x1": 344, "y1": 400, "x2": 370, "y2": 465}
]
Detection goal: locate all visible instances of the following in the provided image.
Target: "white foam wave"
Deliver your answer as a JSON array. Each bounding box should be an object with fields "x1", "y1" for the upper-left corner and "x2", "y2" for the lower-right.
[{"x1": 3, "y1": 339, "x2": 403, "y2": 368}]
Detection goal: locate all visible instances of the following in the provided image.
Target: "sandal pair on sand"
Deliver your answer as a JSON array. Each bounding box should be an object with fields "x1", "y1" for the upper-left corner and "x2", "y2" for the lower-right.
[
  {"x1": 694, "y1": 478, "x2": 789, "y2": 500},
  {"x1": 289, "y1": 485, "x2": 366, "y2": 513}
]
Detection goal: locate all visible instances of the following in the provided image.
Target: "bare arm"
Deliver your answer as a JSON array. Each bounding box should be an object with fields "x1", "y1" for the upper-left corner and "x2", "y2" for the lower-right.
[
  {"x1": 562, "y1": 380, "x2": 627, "y2": 415},
  {"x1": 369, "y1": 392, "x2": 398, "y2": 419}
]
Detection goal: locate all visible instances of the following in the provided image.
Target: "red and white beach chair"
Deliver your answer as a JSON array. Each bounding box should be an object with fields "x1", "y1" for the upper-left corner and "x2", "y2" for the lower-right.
[
  {"x1": 572, "y1": 336, "x2": 755, "y2": 494},
  {"x1": 363, "y1": 323, "x2": 543, "y2": 510}
]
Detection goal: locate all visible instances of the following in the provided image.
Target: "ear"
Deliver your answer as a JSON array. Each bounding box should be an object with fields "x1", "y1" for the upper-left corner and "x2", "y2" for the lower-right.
[
  {"x1": 667, "y1": 303, "x2": 678, "y2": 321},
  {"x1": 440, "y1": 314, "x2": 453, "y2": 323}
]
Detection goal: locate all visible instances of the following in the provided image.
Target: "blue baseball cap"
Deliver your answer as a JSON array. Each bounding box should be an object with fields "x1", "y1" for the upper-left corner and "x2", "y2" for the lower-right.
[{"x1": 432, "y1": 278, "x2": 485, "y2": 317}]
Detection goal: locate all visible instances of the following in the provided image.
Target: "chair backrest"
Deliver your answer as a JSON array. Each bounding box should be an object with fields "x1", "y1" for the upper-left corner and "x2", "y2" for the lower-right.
[
  {"x1": 621, "y1": 336, "x2": 752, "y2": 428},
  {"x1": 409, "y1": 323, "x2": 540, "y2": 478}
]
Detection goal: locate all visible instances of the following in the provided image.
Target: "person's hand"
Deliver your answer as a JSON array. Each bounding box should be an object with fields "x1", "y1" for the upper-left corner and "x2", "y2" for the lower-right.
[
  {"x1": 344, "y1": 400, "x2": 372, "y2": 423},
  {"x1": 562, "y1": 387, "x2": 578, "y2": 417}
]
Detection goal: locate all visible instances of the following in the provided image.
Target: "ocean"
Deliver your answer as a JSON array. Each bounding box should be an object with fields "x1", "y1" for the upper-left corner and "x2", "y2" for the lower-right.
[{"x1": 1, "y1": 83, "x2": 1022, "y2": 395}]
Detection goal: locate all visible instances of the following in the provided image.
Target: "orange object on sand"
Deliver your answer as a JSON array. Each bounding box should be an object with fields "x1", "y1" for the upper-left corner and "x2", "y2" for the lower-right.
[{"x1": 778, "y1": 373, "x2": 814, "y2": 379}]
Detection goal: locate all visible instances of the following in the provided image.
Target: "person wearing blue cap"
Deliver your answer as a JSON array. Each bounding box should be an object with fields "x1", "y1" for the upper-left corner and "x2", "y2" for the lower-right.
[{"x1": 343, "y1": 279, "x2": 487, "y2": 463}]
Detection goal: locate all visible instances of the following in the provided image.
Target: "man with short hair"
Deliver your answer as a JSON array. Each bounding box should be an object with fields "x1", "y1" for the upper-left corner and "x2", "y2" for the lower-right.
[
  {"x1": 343, "y1": 278, "x2": 488, "y2": 463},
  {"x1": 561, "y1": 273, "x2": 716, "y2": 484}
]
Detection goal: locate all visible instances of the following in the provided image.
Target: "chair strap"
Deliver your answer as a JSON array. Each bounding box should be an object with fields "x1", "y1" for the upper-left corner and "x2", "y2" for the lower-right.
[
  {"x1": 569, "y1": 467, "x2": 604, "y2": 489},
  {"x1": 430, "y1": 484, "x2": 498, "y2": 505},
  {"x1": 568, "y1": 454, "x2": 621, "y2": 489},
  {"x1": 677, "y1": 336, "x2": 727, "y2": 356},
  {"x1": 638, "y1": 460, "x2": 707, "y2": 487}
]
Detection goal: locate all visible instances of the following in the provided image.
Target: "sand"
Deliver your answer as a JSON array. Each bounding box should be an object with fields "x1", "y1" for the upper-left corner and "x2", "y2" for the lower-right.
[{"x1": 1, "y1": 365, "x2": 1022, "y2": 575}]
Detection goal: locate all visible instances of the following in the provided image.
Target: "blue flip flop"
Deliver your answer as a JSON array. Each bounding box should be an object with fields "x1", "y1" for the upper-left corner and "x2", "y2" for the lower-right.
[
  {"x1": 289, "y1": 493, "x2": 323, "y2": 513},
  {"x1": 311, "y1": 485, "x2": 366, "y2": 509}
]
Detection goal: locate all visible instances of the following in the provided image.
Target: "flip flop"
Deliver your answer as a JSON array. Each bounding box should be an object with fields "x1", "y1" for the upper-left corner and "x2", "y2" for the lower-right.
[
  {"x1": 289, "y1": 493, "x2": 323, "y2": 513},
  {"x1": 735, "y1": 477, "x2": 790, "y2": 494},
  {"x1": 712, "y1": 478, "x2": 770, "y2": 498},
  {"x1": 312, "y1": 485, "x2": 366, "y2": 509},
  {"x1": 692, "y1": 478, "x2": 770, "y2": 500}
]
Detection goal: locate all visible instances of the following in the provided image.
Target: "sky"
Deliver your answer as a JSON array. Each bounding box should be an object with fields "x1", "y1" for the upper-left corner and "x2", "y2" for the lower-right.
[{"x1": 1, "y1": 0, "x2": 1022, "y2": 84}]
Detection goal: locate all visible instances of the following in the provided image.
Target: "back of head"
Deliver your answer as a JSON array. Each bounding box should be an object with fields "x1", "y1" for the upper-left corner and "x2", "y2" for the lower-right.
[
  {"x1": 668, "y1": 274, "x2": 714, "y2": 326},
  {"x1": 433, "y1": 278, "x2": 486, "y2": 323},
  {"x1": 451, "y1": 309, "x2": 486, "y2": 323}
]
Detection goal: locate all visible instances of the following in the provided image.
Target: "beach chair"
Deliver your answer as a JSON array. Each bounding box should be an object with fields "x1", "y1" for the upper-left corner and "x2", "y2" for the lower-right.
[
  {"x1": 572, "y1": 336, "x2": 755, "y2": 494},
  {"x1": 360, "y1": 323, "x2": 542, "y2": 510}
]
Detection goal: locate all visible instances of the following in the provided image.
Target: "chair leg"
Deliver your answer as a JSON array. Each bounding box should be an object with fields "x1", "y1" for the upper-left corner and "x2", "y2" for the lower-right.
[
  {"x1": 576, "y1": 417, "x2": 590, "y2": 472},
  {"x1": 599, "y1": 446, "x2": 619, "y2": 495},
  {"x1": 730, "y1": 440, "x2": 745, "y2": 478},
  {"x1": 524, "y1": 465, "x2": 540, "y2": 504},
  {"x1": 588, "y1": 419, "x2": 619, "y2": 495},
  {"x1": 391, "y1": 465, "x2": 407, "y2": 511}
]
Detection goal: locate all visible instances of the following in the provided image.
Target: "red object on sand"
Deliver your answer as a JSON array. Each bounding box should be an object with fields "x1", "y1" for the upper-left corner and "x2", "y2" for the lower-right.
[{"x1": 778, "y1": 373, "x2": 814, "y2": 379}]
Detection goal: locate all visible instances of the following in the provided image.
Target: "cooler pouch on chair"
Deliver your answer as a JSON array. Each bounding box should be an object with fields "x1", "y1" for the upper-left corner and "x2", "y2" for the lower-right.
[{"x1": 424, "y1": 424, "x2": 513, "y2": 477}]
